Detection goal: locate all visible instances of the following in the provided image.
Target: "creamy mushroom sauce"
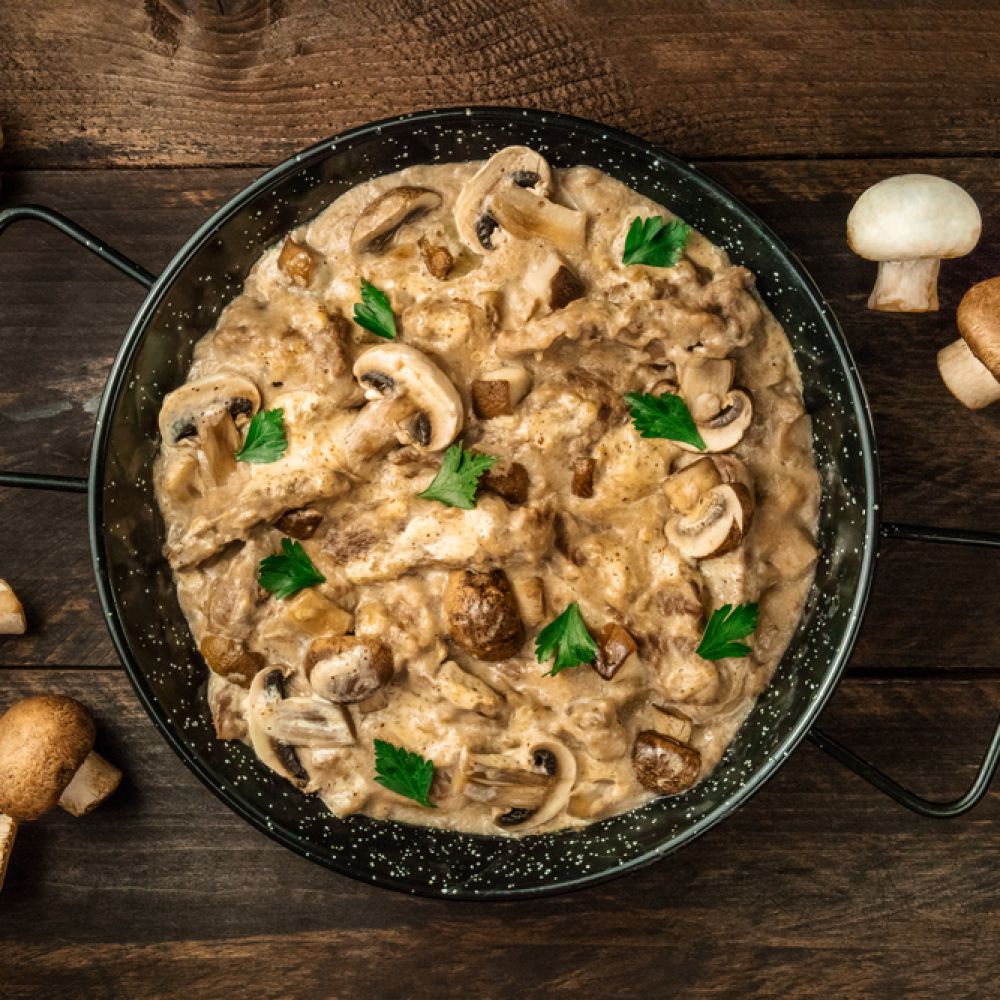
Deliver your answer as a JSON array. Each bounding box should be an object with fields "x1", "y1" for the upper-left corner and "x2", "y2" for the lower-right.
[{"x1": 154, "y1": 148, "x2": 819, "y2": 835}]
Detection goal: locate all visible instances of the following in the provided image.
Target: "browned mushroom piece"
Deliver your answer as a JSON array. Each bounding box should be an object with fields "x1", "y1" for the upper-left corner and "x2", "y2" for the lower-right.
[
  {"x1": 480, "y1": 461, "x2": 530, "y2": 505},
  {"x1": 444, "y1": 569, "x2": 525, "y2": 660},
  {"x1": 418, "y1": 235, "x2": 455, "y2": 280},
  {"x1": 0, "y1": 578, "x2": 26, "y2": 635},
  {"x1": 665, "y1": 483, "x2": 753, "y2": 560},
  {"x1": 351, "y1": 186, "x2": 442, "y2": 255},
  {"x1": 0, "y1": 695, "x2": 123, "y2": 889},
  {"x1": 471, "y1": 364, "x2": 533, "y2": 419},
  {"x1": 305, "y1": 636, "x2": 394, "y2": 704},
  {"x1": 571, "y1": 457, "x2": 597, "y2": 498},
  {"x1": 631, "y1": 730, "x2": 701, "y2": 795},
  {"x1": 590, "y1": 622, "x2": 637, "y2": 680},
  {"x1": 525, "y1": 252, "x2": 585, "y2": 312},
  {"x1": 275, "y1": 507, "x2": 324, "y2": 539},
  {"x1": 277, "y1": 237, "x2": 316, "y2": 286},
  {"x1": 199, "y1": 635, "x2": 264, "y2": 688}
]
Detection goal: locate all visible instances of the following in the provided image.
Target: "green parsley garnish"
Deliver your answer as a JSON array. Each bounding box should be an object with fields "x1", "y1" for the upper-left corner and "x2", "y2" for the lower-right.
[
  {"x1": 625, "y1": 392, "x2": 706, "y2": 450},
  {"x1": 353, "y1": 278, "x2": 397, "y2": 340},
  {"x1": 536, "y1": 603, "x2": 598, "y2": 677},
  {"x1": 258, "y1": 538, "x2": 326, "y2": 600},
  {"x1": 417, "y1": 441, "x2": 498, "y2": 510},
  {"x1": 235, "y1": 408, "x2": 287, "y2": 464},
  {"x1": 373, "y1": 739, "x2": 436, "y2": 808},
  {"x1": 622, "y1": 215, "x2": 691, "y2": 268},
  {"x1": 696, "y1": 602, "x2": 760, "y2": 660}
]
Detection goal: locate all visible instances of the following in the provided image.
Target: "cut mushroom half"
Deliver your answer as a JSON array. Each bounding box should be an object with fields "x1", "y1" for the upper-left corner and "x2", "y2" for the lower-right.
[
  {"x1": 665, "y1": 483, "x2": 753, "y2": 560},
  {"x1": 454, "y1": 146, "x2": 554, "y2": 253},
  {"x1": 0, "y1": 578, "x2": 26, "y2": 635},
  {"x1": 676, "y1": 358, "x2": 753, "y2": 453},
  {"x1": 443, "y1": 568, "x2": 525, "y2": 660},
  {"x1": 632, "y1": 730, "x2": 701, "y2": 795},
  {"x1": 248, "y1": 668, "x2": 355, "y2": 789},
  {"x1": 682, "y1": 390, "x2": 754, "y2": 453},
  {"x1": 350, "y1": 186, "x2": 443, "y2": 255},
  {"x1": 305, "y1": 635, "x2": 394, "y2": 704},
  {"x1": 158, "y1": 372, "x2": 261, "y2": 489},
  {"x1": 937, "y1": 276, "x2": 1000, "y2": 409},
  {"x1": 345, "y1": 343, "x2": 463, "y2": 464},
  {"x1": 455, "y1": 738, "x2": 577, "y2": 831}
]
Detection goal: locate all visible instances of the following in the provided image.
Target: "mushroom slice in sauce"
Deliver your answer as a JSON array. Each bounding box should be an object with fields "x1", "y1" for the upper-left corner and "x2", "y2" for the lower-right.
[
  {"x1": 480, "y1": 461, "x2": 530, "y2": 505},
  {"x1": 345, "y1": 343, "x2": 463, "y2": 464},
  {"x1": 675, "y1": 357, "x2": 754, "y2": 453},
  {"x1": 632, "y1": 730, "x2": 701, "y2": 796},
  {"x1": 277, "y1": 238, "x2": 316, "y2": 286},
  {"x1": 350, "y1": 186, "x2": 442, "y2": 255},
  {"x1": 571, "y1": 457, "x2": 597, "y2": 498},
  {"x1": 591, "y1": 622, "x2": 637, "y2": 680},
  {"x1": 489, "y1": 185, "x2": 587, "y2": 254},
  {"x1": 433, "y1": 660, "x2": 504, "y2": 718},
  {"x1": 665, "y1": 483, "x2": 753, "y2": 561},
  {"x1": 456, "y1": 739, "x2": 577, "y2": 831},
  {"x1": 158, "y1": 372, "x2": 261, "y2": 490},
  {"x1": 199, "y1": 635, "x2": 263, "y2": 689},
  {"x1": 305, "y1": 636, "x2": 393, "y2": 704},
  {"x1": 275, "y1": 507, "x2": 324, "y2": 539},
  {"x1": 418, "y1": 235, "x2": 455, "y2": 280},
  {"x1": 444, "y1": 568, "x2": 525, "y2": 660},
  {"x1": 664, "y1": 457, "x2": 722, "y2": 513}
]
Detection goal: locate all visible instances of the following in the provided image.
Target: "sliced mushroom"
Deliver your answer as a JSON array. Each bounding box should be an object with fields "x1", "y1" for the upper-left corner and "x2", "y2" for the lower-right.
[
  {"x1": 277, "y1": 237, "x2": 316, "y2": 286},
  {"x1": 158, "y1": 373, "x2": 261, "y2": 488},
  {"x1": 345, "y1": 343, "x2": 463, "y2": 463},
  {"x1": 351, "y1": 186, "x2": 442, "y2": 255},
  {"x1": 444, "y1": 568, "x2": 525, "y2": 660},
  {"x1": 480, "y1": 461, "x2": 530, "y2": 505},
  {"x1": 590, "y1": 622, "x2": 637, "y2": 680},
  {"x1": 665, "y1": 483, "x2": 753, "y2": 560},
  {"x1": 471, "y1": 363, "x2": 533, "y2": 419},
  {"x1": 275, "y1": 507, "x2": 324, "y2": 539},
  {"x1": 663, "y1": 457, "x2": 722, "y2": 513},
  {"x1": 524, "y1": 252, "x2": 585, "y2": 312},
  {"x1": 199, "y1": 635, "x2": 263, "y2": 688},
  {"x1": 305, "y1": 635, "x2": 393, "y2": 704},
  {"x1": 248, "y1": 668, "x2": 354, "y2": 788},
  {"x1": 454, "y1": 146, "x2": 553, "y2": 252},
  {"x1": 679, "y1": 357, "x2": 736, "y2": 423},
  {"x1": 651, "y1": 706, "x2": 693, "y2": 744},
  {"x1": 632, "y1": 730, "x2": 701, "y2": 795},
  {"x1": 456, "y1": 738, "x2": 577, "y2": 830},
  {"x1": 433, "y1": 660, "x2": 504, "y2": 718},
  {"x1": 418, "y1": 235, "x2": 454, "y2": 280},
  {"x1": 489, "y1": 185, "x2": 587, "y2": 254},
  {"x1": 0, "y1": 578, "x2": 26, "y2": 635},
  {"x1": 676, "y1": 389, "x2": 753, "y2": 453},
  {"x1": 571, "y1": 457, "x2": 596, "y2": 498}
]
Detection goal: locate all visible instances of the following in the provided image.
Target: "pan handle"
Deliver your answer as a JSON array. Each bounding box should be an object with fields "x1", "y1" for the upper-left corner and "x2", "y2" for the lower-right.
[
  {"x1": 0, "y1": 205, "x2": 156, "y2": 494},
  {"x1": 808, "y1": 520, "x2": 1000, "y2": 818}
]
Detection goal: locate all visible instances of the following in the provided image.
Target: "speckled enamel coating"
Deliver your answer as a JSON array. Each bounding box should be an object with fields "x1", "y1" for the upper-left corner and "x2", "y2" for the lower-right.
[{"x1": 88, "y1": 108, "x2": 879, "y2": 899}]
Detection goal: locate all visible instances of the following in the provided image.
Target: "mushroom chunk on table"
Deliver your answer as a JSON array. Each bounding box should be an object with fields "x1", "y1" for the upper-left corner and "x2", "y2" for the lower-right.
[
  {"x1": 0, "y1": 695, "x2": 123, "y2": 892},
  {"x1": 0, "y1": 577, "x2": 26, "y2": 634},
  {"x1": 443, "y1": 568, "x2": 525, "y2": 660},
  {"x1": 847, "y1": 174, "x2": 981, "y2": 312},
  {"x1": 937, "y1": 276, "x2": 1000, "y2": 410}
]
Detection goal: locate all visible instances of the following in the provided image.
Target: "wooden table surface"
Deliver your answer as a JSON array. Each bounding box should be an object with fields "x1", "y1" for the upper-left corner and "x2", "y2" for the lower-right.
[{"x1": 2, "y1": 2, "x2": 999, "y2": 996}]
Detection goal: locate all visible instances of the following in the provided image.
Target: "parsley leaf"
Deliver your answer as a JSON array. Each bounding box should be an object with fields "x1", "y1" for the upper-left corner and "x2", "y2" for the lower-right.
[
  {"x1": 696, "y1": 602, "x2": 760, "y2": 660},
  {"x1": 536, "y1": 603, "x2": 598, "y2": 677},
  {"x1": 417, "y1": 441, "x2": 498, "y2": 509},
  {"x1": 625, "y1": 392, "x2": 706, "y2": 450},
  {"x1": 235, "y1": 408, "x2": 288, "y2": 464},
  {"x1": 353, "y1": 278, "x2": 397, "y2": 340},
  {"x1": 373, "y1": 739, "x2": 436, "y2": 808},
  {"x1": 622, "y1": 215, "x2": 691, "y2": 268},
  {"x1": 258, "y1": 538, "x2": 326, "y2": 600}
]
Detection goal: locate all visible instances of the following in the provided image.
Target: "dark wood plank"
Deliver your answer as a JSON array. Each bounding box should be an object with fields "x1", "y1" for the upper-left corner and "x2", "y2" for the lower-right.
[
  {"x1": 2, "y1": 1, "x2": 1000, "y2": 168},
  {"x1": 2, "y1": 161, "x2": 998, "y2": 669},
  {"x1": 0, "y1": 669, "x2": 997, "y2": 997}
]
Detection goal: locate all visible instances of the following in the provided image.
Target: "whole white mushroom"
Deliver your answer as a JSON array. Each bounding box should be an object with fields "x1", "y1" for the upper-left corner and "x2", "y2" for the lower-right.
[{"x1": 847, "y1": 174, "x2": 981, "y2": 312}]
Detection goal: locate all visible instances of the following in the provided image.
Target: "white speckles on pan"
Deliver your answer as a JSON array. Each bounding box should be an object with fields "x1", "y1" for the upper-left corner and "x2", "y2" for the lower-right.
[{"x1": 87, "y1": 108, "x2": 878, "y2": 899}]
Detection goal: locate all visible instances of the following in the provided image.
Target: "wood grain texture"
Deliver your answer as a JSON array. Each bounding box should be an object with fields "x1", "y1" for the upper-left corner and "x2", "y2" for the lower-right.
[
  {"x1": 2, "y1": 0, "x2": 1000, "y2": 168},
  {"x1": 1, "y1": 162, "x2": 998, "y2": 669},
  {"x1": 0, "y1": 669, "x2": 997, "y2": 998}
]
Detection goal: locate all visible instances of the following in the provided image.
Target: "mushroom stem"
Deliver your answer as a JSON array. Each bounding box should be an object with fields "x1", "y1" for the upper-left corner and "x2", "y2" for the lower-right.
[
  {"x1": 937, "y1": 337, "x2": 1000, "y2": 409},
  {"x1": 869, "y1": 257, "x2": 941, "y2": 312},
  {"x1": 57, "y1": 751, "x2": 123, "y2": 817},
  {"x1": 0, "y1": 814, "x2": 15, "y2": 892}
]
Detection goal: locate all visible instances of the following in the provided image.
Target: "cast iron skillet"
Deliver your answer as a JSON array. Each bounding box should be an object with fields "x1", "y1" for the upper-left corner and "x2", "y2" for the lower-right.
[{"x1": 2, "y1": 108, "x2": 999, "y2": 900}]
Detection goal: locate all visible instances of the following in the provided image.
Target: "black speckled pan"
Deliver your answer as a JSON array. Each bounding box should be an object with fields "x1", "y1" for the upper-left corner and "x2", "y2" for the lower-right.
[{"x1": 3, "y1": 108, "x2": 999, "y2": 899}]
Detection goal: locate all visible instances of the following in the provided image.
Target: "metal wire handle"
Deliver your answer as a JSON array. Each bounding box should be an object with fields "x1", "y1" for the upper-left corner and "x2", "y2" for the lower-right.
[
  {"x1": 809, "y1": 521, "x2": 1000, "y2": 817},
  {"x1": 0, "y1": 204, "x2": 155, "y2": 494}
]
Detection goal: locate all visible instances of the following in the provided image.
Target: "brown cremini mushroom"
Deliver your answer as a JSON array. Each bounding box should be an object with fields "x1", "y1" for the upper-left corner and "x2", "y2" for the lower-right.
[
  {"x1": 0, "y1": 695, "x2": 123, "y2": 891},
  {"x1": 632, "y1": 730, "x2": 701, "y2": 795},
  {"x1": 937, "y1": 276, "x2": 1000, "y2": 409},
  {"x1": 351, "y1": 186, "x2": 442, "y2": 255},
  {"x1": 418, "y1": 236, "x2": 454, "y2": 280},
  {"x1": 571, "y1": 457, "x2": 597, "y2": 498},
  {"x1": 590, "y1": 622, "x2": 637, "y2": 680},
  {"x1": 199, "y1": 635, "x2": 263, "y2": 688},
  {"x1": 275, "y1": 507, "x2": 324, "y2": 539},
  {"x1": 665, "y1": 483, "x2": 753, "y2": 560},
  {"x1": 480, "y1": 461, "x2": 530, "y2": 505},
  {"x1": 305, "y1": 635, "x2": 394, "y2": 704},
  {"x1": 444, "y1": 568, "x2": 525, "y2": 660},
  {"x1": 0, "y1": 578, "x2": 26, "y2": 635},
  {"x1": 277, "y1": 237, "x2": 316, "y2": 286}
]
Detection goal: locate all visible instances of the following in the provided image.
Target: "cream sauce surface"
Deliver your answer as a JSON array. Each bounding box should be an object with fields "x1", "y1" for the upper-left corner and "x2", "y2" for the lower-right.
[{"x1": 153, "y1": 149, "x2": 820, "y2": 834}]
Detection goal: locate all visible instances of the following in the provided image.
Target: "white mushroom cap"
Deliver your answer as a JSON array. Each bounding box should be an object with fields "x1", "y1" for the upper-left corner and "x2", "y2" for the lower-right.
[
  {"x1": 0, "y1": 578, "x2": 26, "y2": 635},
  {"x1": 847, "y1": 174, "x2": 981, "y2": 262}
]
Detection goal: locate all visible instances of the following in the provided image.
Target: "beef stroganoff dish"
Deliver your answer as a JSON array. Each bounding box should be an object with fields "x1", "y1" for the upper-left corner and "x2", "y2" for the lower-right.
[{"x1": 153, "y1": 146, "x2": 820, "y2": 835}]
